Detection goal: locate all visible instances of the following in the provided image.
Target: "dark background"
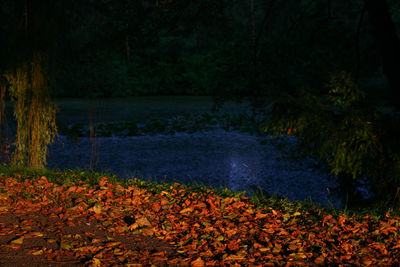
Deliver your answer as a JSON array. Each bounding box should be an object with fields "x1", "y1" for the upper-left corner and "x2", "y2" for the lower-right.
[{"x1": 0, "y1": 0, "x2": 398, "y2": 104}]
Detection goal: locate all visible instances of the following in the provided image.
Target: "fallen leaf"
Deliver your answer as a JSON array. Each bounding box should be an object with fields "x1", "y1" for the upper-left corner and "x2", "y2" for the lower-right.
[
  {"x1": 180, "y1": 207, "x2": 194, "y2": 214},
  {"x1": 314, "y1": 256, "x2": 325, "y2": 264},
  {"x1": 60, "y1": 242, "x2": 72, "y2": 250},
  {"x1": 32, "y1": 249, "x2": 44, "y2": 255},
  {"x1": 91, "y1": 257, "x2": 102, "y2": 267},
  {"x1": 11, "y1": 237, "x2": 24, "y2": 245},
  {"x1": 136, "y1": 217, "x2": 151, "y2": 227},
  {"x1": 191, "y1": 257, "x2": 205, "y2": 267},
  {"x1": 25, "y1": 232, "x2": 44, "y2": 238},
  {"x1": 93, "y1": 205, "x2": 102, "y2": 214}
]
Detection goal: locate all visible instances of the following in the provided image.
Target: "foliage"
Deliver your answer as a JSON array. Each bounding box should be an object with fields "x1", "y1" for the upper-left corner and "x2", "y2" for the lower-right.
[
  {"x1": 1, "y1": 0, "x2": 398, "y2": 101},
  {"x1": 263, "y1": 72, "x2": 400, "y2": 209},
  {"x1": 0, "y1": 77, "x2": 8, "y2": 143},
  {"x1": 55, "y1": 53, "x2": 133, "y2": 98},
  {"x1": 1, "y1": 172, "x2": 400, "y2": 265},
  {"x1": 4, "y1": 54, "x2": 57, "y2": 169}
]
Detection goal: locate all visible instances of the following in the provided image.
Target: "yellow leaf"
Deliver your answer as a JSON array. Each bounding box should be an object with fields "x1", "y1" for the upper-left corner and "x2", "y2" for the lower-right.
[
  {"x1": 293, "y1": 212, "x2": 301, "y2": 216},
  {"x1": 180, "y1": 207, "x2": 194, "y2": 214},
  {"x1": 92, "y1": 205, "x2": 102, "y2": 214},
  {"x1": 225, "y1": 254, "x2": 246, "y2": 261},
  {"x1": 60, "y1": 242, "x2": 72, "y2": 250},
  {"x1": 32, "y1": 249, "x2": 43, "y2": 255},
  {"x1": 129, "y1": 223, "x2": 139, "y2": 230},
  {"x1": 92, "y1": 257, "x2": 101, "y2": 267},
  {"x1": 245, "y1": 208, "x2": 254, "y2": 214},
  {"x1": 9, "y1": 243, "x2": 20, "y2": 249},
  {"x1": 216, "y1": 236, "x2": 224, "y2": 241},
  {"x1": 11, "y1": 237, "x2": 24, "y2": 245},
  {"x1": 30, "y1": 232, "x2": 44, "y2": 237}
]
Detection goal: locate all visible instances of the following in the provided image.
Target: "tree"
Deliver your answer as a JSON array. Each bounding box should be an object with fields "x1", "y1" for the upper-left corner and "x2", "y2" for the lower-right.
[
  {"x1": 365, "y1": 0, "x2": 400, "y2": 110},
  {"x1": 1, "y1": 0, "x2": 58, "y2": 169}
]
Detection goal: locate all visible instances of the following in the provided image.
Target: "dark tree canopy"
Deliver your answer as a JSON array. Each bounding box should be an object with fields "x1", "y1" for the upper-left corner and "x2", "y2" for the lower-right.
[{"x1": 1, "y1": 0, "x2": 398, "y2": 105}]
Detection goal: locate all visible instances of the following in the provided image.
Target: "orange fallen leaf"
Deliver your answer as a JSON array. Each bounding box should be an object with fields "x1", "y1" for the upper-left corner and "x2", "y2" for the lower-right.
[
  {"x1": 136, "y1": 217, "x2": 151, "y2": 227},
  {"x1": 314, "y1": 256, "x2": 325, "y2": 264},
  {"x1": 191, "y1": 257, "x2": 205, "y2": 267},
  {"x1": 180, "y1": 207, "x2": 194, "y2": 214},
  {"x1": 227, "y1": 240, "x2": 240, "y2": 251}
]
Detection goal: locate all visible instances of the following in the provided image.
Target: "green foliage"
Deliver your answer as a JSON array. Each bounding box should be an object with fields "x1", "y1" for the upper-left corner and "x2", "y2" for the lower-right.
[
  {"x1": 54, "y1": 52, "x2": 133, "y2": 97},
  {"x1": 263, "y1": 72, "x2": 400, "y2": 209},
  {"x1": 327, "y1": 72, "x2": 365, "y2": 108},
  {"x1": 5, "y1": 54, "x2": 57, "y2": 169},
  {"x1": 128, "y1": 35, "x2": 223, "y2": 96}
]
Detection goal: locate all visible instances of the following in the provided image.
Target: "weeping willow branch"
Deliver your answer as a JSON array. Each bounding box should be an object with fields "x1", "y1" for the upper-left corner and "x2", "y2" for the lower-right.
[
  {"x1": 0, "y1": 78, "x2": 10, "y2": 163},
  {"x1": 5, "y1": 53, "x2": 57, "y2": 169},
  {"x1": 0, "y1": 78, "x2": 8, "y2": 140}
]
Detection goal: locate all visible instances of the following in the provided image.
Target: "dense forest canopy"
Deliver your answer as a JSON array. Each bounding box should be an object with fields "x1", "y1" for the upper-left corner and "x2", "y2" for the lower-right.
[{"x1": 0, "y1": 0, "x2": 398, "y2": 102}]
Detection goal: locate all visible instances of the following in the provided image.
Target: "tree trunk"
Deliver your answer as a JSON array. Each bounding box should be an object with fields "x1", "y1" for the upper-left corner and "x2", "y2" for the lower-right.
[{"x1": 365, "y1": 0, "x2": 400, "y2": 109}]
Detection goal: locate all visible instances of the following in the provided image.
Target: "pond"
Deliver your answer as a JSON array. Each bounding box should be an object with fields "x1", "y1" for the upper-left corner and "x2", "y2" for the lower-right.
[{"x1": 4, "y1": 96, "x2": 344, "y2": 208}]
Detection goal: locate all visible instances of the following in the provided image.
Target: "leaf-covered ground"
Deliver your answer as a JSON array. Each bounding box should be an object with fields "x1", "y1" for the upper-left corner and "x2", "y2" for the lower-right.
[{"x1": 0, "y1": 174, "x2": 399, "y2": 266}]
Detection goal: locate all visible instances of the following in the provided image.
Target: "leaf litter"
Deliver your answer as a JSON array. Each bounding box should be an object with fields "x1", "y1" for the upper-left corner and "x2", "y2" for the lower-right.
[{"x1": 0, "y1": 174, "x2": 399, "y2": 266}]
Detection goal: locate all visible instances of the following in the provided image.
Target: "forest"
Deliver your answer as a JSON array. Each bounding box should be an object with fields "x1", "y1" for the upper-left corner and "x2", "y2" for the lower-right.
[{"x1": 1, "y1": 0, "x2": 400, "y2": 265}]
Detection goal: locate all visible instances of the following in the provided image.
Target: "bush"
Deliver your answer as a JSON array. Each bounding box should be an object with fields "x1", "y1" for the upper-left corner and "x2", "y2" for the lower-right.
[{"x1": 262, "y1": 71, "x2": 400, "y2": 209}]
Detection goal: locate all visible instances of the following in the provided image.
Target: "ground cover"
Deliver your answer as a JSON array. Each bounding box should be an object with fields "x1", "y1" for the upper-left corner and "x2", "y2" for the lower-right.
[{"x1": 0, "y1": 169, "x2": 399, "y2": 266}]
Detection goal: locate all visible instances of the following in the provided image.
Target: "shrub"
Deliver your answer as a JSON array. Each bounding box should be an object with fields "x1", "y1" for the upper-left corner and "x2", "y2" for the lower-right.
[{"x1": 262, "y1": 71, "x2": 400, "y2": 209}]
